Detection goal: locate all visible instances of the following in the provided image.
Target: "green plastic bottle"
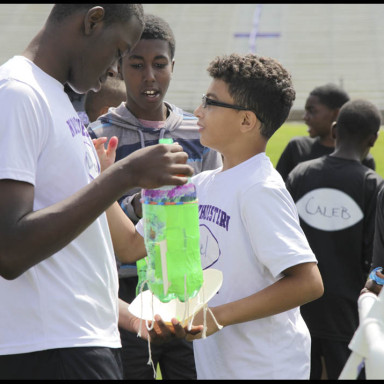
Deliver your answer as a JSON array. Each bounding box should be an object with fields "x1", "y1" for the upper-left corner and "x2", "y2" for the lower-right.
[
  {"x1": 141, "y1": 138, "x2": 203, "y2": 303},
  {"x1": 135, "y1": 257, "x2": 149, "y2": 296}
]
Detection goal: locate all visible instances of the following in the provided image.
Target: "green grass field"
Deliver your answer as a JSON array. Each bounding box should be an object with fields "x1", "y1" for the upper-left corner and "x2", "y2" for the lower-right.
[{"x1": 266, "y1": 122, "x2": 384, "y2": 177}]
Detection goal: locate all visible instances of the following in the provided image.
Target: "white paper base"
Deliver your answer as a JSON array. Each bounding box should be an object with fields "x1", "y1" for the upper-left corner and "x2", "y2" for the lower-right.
[{"x1": 128, "y1": 268, "x2": 223, "y2": 325}]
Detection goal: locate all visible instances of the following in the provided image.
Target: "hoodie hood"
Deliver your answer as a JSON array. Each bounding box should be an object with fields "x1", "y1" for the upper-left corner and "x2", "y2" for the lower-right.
[{"x1": 97, "y1": 101, "x2": 184, "y2": 147}]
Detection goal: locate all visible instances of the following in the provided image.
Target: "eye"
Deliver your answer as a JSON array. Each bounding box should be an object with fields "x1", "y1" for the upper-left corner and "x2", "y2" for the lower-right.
[{"x1": 131, "y1": 63, "x2": 143, "y2": 69}]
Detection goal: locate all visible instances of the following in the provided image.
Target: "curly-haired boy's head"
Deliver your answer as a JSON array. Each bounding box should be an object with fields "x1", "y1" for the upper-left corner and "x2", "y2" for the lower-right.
[
  {"x1": 207, "y1": 53, "x2": 295, "y2": 139},
  {"x1": 141, "y1": 14, "x2": 176, "y2": 59}
]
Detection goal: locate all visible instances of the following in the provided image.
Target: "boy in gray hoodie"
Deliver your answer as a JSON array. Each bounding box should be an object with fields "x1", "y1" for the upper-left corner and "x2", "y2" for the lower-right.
[{"x1": 88, "y1": 14, "x2": 222, "y2": 380}]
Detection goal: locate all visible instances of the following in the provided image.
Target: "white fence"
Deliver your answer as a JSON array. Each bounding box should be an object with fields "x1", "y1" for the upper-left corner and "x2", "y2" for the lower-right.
[{"x1": 2, "y1": 4, "x2": 384, "y2": 117}]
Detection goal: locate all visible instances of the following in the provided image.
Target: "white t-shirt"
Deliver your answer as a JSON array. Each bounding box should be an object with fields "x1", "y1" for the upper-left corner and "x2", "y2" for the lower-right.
[
  {"x1": 193, "y1": 153, "x2": 316, "y2": 379},
  {"x1": 137, "y1": 153, "x2": 317, "y2": 379},
  {"x1": 0, "y1": 56, "x2": 121, "y2": 354}
]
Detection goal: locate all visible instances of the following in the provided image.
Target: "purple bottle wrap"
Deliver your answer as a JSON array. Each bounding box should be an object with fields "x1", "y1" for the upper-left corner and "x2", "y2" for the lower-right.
[{"x1": 142, "y1": 181, "x2": 197, "y2": 205}]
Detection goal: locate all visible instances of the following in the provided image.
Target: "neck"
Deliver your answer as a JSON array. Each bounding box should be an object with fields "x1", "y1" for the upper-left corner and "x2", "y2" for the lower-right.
[
  {"x1": 221, "y1": 141, "x2": 266, "y2": 171},
  {"x1": 127, "y1": 102, "x2": 168, "y2": 121},
  {"x1": 330, "y1": 146, "x2": 365, "y2": 162},
  {"x1": 23, "y1": 25, "x2": 69, "y2": 85}
]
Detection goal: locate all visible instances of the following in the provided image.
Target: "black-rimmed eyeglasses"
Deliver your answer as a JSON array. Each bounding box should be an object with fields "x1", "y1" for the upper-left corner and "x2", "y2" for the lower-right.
[{"x1": 201, "y1": 95, "x2": 263, "y2": 123}]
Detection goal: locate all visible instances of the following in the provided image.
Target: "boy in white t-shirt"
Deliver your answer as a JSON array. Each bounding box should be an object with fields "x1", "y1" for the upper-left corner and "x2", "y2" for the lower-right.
[
  {"x1": 0, "y1": 5, "x2": 200, "y2": 380},
  {"x1": 95, "y1": 53, "x2": 324, "y2": 379}
]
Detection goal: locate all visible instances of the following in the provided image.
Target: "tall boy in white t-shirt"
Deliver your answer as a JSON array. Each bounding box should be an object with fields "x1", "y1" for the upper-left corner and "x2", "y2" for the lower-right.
[{"x1": 95, "y1": 53, "x2": 324, "y2": 379}]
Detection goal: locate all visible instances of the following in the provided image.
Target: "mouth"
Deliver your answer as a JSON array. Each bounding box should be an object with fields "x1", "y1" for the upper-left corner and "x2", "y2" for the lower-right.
[{"x1": 143, "y1": 89, "x2": 161, "y2": 99}]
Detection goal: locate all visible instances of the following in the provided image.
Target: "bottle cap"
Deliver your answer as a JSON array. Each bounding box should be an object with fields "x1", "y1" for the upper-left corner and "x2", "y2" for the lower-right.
[{"x1": 159, "y1": 138, "x2": 174, "y2": 144}]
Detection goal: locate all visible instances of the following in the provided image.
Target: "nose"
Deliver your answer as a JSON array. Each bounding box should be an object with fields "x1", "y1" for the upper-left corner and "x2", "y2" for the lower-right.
[
  {"x1": 109, "y1": 59, "x2": 119, "y2": 75},
  {"x1": 194, "y1": 103, "x2": 203, "y2": 117},
  {"x1": 143, "y1": 65, "x2": 155, "y2": 82},
  {"x1": 303, "y1": 111, "x2": 309, "y2": 123}
]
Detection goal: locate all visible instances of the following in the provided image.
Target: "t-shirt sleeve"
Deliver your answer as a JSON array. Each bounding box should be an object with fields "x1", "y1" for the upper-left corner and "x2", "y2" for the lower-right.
[
  {"x1": 135, "y1": 218, "x2": 144, "y2": 238},
  {"x1": 371, "y1": 186, "x2": 384, "y2": 270},
  {"x1": 276, "y1": 140, "x2": 296, "y2": 181},
  {"x1": 0, "y1": 79, "x2": 49, "y2": 185},
  {"x1": 242, "y1": 181, "x2": 317, "y2": 278}
]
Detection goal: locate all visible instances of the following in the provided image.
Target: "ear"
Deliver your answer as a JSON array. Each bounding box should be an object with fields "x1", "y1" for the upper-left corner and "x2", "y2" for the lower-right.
[
  {"x1": 332, "y1": 107, "x2": 340, "y2": 121},
  {"x1": 100, "y1": 106, "x2": 109, "y2": 116},
  {"x1": 240, "y1": 110, "x2": 258, "y2": 133},
  {"x1": 331, "y1": 121, "x2": 337, "y2": 139},
  {"x1": 369, "y1": 132, "x2": 378, "y2": 147},
  {"x1": 84, "y1": 6, "x2": 105, "y2": 35}
]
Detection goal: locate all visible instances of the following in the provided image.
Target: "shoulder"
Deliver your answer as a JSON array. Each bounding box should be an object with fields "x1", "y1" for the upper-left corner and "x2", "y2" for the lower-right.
[
  {"x1": 289, "y1": 156, "x2": 323, "y2": 176},
  {"x1": 287, "y1": 136, "x2": 313, "y2": 146},
  {"x1": 192, "y1": 169, "x2": 217, "y2": 185},
  {"x1": 167, "y1": 102, "x2": 197, "y2": 121},
  {"x1": 0, "y1": 77, "x2": 50, "y2": 121}
]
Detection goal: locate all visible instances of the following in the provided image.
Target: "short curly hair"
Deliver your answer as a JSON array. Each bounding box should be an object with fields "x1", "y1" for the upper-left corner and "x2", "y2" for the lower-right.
[
  {"x1": 309, "y1": 83, "x2": 350, "y2": 110},
  {"x1": 49, "y1": 4, "x2": 144, "y2": 27},
  {"x1": 207, "y1": 53, "x2": 295, "y2": 139},
  {"x1": 336, "y1": 99, "x2": 381, "y2": 141},
  {"x1": 141, "y1": 14, "x2": 176, "y2": 59}
]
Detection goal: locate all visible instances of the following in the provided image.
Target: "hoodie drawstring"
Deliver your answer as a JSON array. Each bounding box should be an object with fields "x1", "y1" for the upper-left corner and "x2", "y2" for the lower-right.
[{"x1": 137, "y1": 127, "x2": 167, "y2": 149}]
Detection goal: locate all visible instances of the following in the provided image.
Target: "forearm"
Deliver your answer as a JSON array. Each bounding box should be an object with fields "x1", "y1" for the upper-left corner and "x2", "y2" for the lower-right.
[
  {"x1": 213, "y1": 262, "x2": 323, "y2": 327},
  {"x1": 0, "y1": 143, "x2": 193, "y2": 279},
  {"x1": 118, "y1": 298, "x2": 135, "y2": 331},
  {"x1": 106, "y1": 201, "x2": 146, "y2": 263},
  {"x1": 0, "y1": 164, "x2": 133, "y2": 279}
]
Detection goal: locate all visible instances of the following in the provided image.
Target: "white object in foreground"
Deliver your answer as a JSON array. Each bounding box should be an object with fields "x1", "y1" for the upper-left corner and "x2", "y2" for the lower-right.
[
  {"x1": 128, "y1": 268, "x2": 223, "y2": 326},
  {"x1": 339, "y1": 289, "x2": 384, "y2": 379}
]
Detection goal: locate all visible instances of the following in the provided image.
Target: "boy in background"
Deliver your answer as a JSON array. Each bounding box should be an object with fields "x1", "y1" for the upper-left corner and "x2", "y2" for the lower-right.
[
  {"x1": 276, "y1": 83, "x2": 375, "y2": 181},
  {"x1": 286, "y1": 99, "x2": 384, "y2": 379},
  {"x1": 85, "y1": 76, "x2": 127, "y2": 124},
  {"x1": 88, "y1": 14, "x2": 222, "y2": 380}
]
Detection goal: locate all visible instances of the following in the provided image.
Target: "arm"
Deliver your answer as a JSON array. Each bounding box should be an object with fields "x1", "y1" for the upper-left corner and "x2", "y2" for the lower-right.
[
  {"x1": 187, "y1": 261, "x2": 323, "y2": 340},
  {"x1": 106, "y1": 201, "x2": 146, "y2": 263},
  {"x1": 0, "y1": 142, "x2": 193, "y2": 280},
  {"x1": 361, "y1": 187, "x2": 384, "y2": 295},
  {"x1": 276, "y1": 141, "x2": 295, "y2": 181},
  {"x1": 93, "y1": 136, "x2": 146, "y2": 263}
]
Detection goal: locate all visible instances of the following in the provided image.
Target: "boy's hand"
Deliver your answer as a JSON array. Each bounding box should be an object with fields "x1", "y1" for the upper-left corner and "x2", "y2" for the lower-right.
[
  {"x1": 185, "y1": 307, "x2": 223, "y2": 341},
  {"x1": 360, "y1": 268, "x2": 384, "y2": 296},
  {"x1": 128, "y1": 314, "x2": 204, "y2": 344},
  {"x1": 116, "y1": 143, "x2": 194, "y2": 191},
  {"x1": 92, "y1": 136, "x2": 118, "y2": 172}
]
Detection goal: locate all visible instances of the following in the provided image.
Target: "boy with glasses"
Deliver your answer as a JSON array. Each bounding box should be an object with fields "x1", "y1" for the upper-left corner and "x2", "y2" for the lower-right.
[{"x1": 96, "y1": 52, "x2": 324, "y2": 379}]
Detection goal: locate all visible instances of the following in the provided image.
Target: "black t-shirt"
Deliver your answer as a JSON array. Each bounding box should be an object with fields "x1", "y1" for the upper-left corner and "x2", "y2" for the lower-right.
[
  {"x1": 276, "y1": 136, "x2": 376, "y2": 181},
  {"x1": 286, "y1": 155, "x2": 384, "y2": 342},
  {"x1": 372, "y1": 186, "x2": 384, "y2": 270}
]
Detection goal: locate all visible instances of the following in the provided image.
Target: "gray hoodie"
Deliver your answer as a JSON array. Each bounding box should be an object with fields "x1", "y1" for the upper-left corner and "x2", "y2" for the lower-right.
[{"x1": 88, "y1": 101, "x2": 222, "y2": 277}]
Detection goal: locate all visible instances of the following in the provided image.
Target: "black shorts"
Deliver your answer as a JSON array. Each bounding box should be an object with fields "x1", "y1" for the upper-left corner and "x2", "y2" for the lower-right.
[
  {"x1": 118, "y1": 276, "x2": 197, "y2": 380},
  {"x1": 0, "y1": 346, "x2": 123, "y2": 380}
]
